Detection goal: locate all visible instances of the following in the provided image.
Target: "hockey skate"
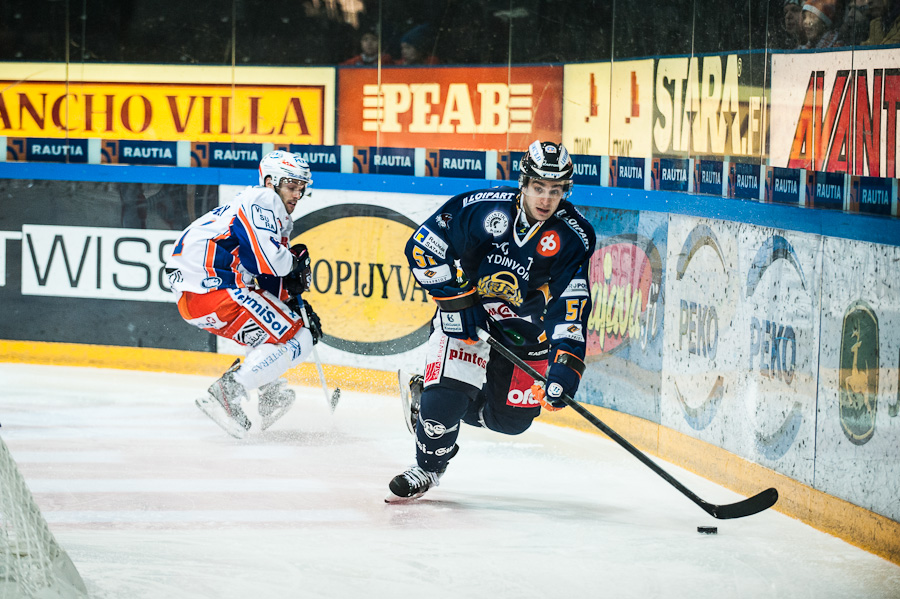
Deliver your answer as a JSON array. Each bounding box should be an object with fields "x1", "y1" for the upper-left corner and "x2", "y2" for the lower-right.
[
  {"x1": 258, "y1": 378, "x2": 296, "y2": 432},
  {"x1": 195, "y1": 360, "x2": 251, "y2": 439},
  {"x1": 385, "y1": 445, "x2": 459, "y2": 503},
  {"x1": 397, "y1": 370, "x2": 423, "y2": 436}
]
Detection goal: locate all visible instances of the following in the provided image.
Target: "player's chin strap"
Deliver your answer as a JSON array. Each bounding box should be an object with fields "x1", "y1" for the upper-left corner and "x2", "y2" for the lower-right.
[{"x1": 475, "y1": 327, "x2": 779, "y2": 520}]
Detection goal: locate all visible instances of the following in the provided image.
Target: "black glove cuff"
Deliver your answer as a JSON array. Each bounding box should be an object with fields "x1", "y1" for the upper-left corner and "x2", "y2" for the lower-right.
[
  {"x1": 554, "y1": 350, "x2": 586, "y2": 377},
  {"x1": 433, "y1": 288, "x2": 478, "y2": 312}
]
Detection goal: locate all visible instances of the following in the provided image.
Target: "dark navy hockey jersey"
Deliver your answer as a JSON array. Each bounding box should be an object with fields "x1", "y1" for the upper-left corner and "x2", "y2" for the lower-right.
[{"x1": 406, "y1": 185, "x2": 596, "y2": 362}]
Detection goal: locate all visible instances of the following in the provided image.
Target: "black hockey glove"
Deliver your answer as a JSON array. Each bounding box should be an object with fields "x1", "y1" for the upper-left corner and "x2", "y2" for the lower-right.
[
  {"x1": 432, "y1": 287, "x2": 487, "y2": 343},
  {"x1": 283, "y1": 244, "x2": 312, "y2": 296},
  {"x1": 532, "y1": 350, "x2": 585, "y2": 411},
  {"x1": 301, "y1": 300, "x2": 323, "y2": 345}
]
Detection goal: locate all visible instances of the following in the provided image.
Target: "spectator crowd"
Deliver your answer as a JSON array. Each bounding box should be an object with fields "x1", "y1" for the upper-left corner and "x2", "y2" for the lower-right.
[{"x1": 0, "y1": 0, "x2": 897, "y2": 67}]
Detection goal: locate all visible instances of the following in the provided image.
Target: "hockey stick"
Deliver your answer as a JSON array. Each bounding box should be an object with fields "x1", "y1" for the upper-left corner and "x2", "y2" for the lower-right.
[
  {"x1": 476, "y1": 328, "x2": 778, "y2": 520},
  {"x1": 299, "y1": 302, "x2": 340, "y2": 413}
]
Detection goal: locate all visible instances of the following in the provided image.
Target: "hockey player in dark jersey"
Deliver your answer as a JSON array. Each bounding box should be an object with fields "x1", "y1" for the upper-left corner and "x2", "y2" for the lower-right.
[{"x1": 387, "y1": 140, "x2": 596, "y2": 502}]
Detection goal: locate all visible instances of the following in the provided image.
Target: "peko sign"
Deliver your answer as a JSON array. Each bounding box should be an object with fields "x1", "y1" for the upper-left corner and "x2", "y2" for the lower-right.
[{"x1": 338, "y1": 65, "x2": 562, "y2": 151}]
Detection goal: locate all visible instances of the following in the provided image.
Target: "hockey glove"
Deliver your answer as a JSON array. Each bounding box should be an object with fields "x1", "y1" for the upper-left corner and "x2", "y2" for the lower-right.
[
  {"x1": 283, "y1": 244, "x2": 312, "y2": 296},
  {"x1": 531, "y1": 350, "x2": 585, "y2": 411},
  {"x1": 432, "y1": 287, "x2": 486, "y2": 343},
  {"x1": 302, "y1": 300, "x2": 323, "y2": 345}
]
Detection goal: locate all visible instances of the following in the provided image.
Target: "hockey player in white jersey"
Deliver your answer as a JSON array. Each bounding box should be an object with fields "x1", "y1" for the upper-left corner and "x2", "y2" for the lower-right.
[{"x1": 165, "y1": 151, "x2": 323, "y2": 438}]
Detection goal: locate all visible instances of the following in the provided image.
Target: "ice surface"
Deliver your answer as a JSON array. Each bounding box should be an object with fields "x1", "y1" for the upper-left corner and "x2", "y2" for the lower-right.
[{"x1": 1, "y1": 363, "x2": 898, "y2": 599}]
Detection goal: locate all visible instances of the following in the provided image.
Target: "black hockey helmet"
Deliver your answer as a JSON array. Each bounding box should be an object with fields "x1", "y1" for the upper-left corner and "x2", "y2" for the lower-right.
[{"x1": 518, "y1": 140, "x2": 574, "y2": 198}]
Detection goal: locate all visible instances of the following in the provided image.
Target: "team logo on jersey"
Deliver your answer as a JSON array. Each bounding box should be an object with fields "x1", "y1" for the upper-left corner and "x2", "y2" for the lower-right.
[
  {"x1": 477, "y1": 271, "x2": 523, "y2": 306},
  {"x1": 251, "y1": 204, "x2": 277, "y2": 233},
  {"x1": 537, "y1": 230, "x2": 561, "y2": 257},
  {"x1": 435, "y1": 213, "x2": 453, "y2": 229},
  {"x1": 201, "y1": 276, "x2": 223, "y2": 289},
  {"x1": 413, "y1": 226, "x2": 448, "y2": 258},
  {"x1": 483, "y1": 211, "x2": 509, "y2": 236}
]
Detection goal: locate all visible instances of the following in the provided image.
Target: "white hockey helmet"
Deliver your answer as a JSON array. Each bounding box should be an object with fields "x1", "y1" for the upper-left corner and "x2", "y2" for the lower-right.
[
  {"x1": 258, "y1": 151, "x2": 313, "y2": 191},
  {"x1": 518, "y1": 140, "x2": 574, "y2": 198}
]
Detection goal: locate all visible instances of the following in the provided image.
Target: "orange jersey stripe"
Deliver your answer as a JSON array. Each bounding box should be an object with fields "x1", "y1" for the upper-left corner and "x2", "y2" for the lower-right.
[{"x1": 237, "y1": 208, "x2": 277, "y2": 276}]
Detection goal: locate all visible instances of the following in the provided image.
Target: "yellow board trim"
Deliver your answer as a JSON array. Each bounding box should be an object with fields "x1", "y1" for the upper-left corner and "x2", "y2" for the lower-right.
[
  {"x1": 1, "y1": 339, "x2": 897, "y2": 566},
  {"x1": 0, "y1": 340, "x2": 398, "y2": 396}
]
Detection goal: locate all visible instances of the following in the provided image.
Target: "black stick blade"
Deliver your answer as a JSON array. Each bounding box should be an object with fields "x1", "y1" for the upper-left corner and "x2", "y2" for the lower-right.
[{"x1": 705, "y1": 487, "x2": 779, "y2": 520}]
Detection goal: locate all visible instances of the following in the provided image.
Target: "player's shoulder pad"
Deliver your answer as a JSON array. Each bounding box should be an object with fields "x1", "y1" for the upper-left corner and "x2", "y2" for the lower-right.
[
  {"x1": 553, "y1": 201, "x2": 595, "y2": 254},
  {"x1": 241, "y1": 186, "x2": 284, "y2": 233}
]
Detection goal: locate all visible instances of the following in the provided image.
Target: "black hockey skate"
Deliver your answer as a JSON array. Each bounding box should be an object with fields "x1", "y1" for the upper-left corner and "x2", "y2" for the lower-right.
[
  {"x1": 385, "y1": 445, "x2": 459, "y2": 503},
  {"x1": 397, "y1": 370, "x2": 423, "y2": 436},
  {"x1": 195, "y1": 359, "x2": 251, "y2": 439},
  {"x1": 258, "y1": 378, "x2": 296, "y2": 432}
]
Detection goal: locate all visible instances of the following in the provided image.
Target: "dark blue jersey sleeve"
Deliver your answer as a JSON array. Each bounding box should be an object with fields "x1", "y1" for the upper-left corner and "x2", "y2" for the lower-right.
[{"x1": 405, "y1": 187, "x2": 516, "y2": 298}]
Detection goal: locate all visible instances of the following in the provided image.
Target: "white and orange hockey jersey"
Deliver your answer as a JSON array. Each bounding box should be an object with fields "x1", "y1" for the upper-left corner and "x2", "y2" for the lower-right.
[{"x1": 165, "y1": 186, "x2": 294, "y2": 295}]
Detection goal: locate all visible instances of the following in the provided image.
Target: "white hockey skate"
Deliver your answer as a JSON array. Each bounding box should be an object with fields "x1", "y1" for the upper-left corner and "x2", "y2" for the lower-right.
[
  {"x1": 398, "y1": 369, "x2": 423, "y2": 436},
  {"x1": 196, "y1": 360, "x2": 252, "y2": 439},
  {"x1": 258, "y1": 378, "x2": 296, "y2": 432}
]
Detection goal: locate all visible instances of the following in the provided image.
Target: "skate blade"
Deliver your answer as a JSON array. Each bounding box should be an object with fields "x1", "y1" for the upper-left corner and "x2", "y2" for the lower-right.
[
  {"x1": 195, "y1": 396, "x2": 249, "y2": 439},
  {"x1": 397, "y1": 369, "x2": 416, "y2": 436},
  {"x1": 328, "y1": 388, "x2": 341, "y2": 413},
  {"x1": 259, "y1": 399, "x2": 295, "y2": 432},
  {"x1": 384, "y1": 490, "x2": 427, "y2": 504}
]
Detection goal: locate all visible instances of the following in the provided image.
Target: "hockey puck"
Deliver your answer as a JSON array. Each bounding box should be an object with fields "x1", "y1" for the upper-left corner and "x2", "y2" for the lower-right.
[{"x1": 697, "y1": 526, "x2": 718, "y2": 534}]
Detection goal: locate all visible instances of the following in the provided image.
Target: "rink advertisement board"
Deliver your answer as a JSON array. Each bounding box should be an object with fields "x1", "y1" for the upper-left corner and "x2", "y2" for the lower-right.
[
  {"x1": 652, "y1": 53, "x2": 769, "y2": 161},
  {"x1": 336, "y1": 65, "x2": 563, "y2": 152},
  {"x1": 20, "y1": 224, "x2": 177, "y2": 302},
  {"x1": 731, "y1": 228, "x2": 822, "y2": 485},
  {"x1": 579, "y1": 208, "x2": 668, "y2": 424},
  {"x1": 660, "y1": 216, "x2": 744, "y2": 449},
  {"x1": 563, "y1": 53, "x2": 769, "y2": 162},
  {"x1": 0, "y1": 178, "x2": 219, "y2": 351},
  {"x1": 770, "y1": 49, "x2": 900, "y2": 178},
  {"x1": 815, "y1": 237, "x2": 900, "y2": 522},
  {"x1": 660, "y1": 215, "x2": 823, "y2": 485},
  {"x1": 0, "y1": 63, "x2": 335, "y2": 145},
  {"x1": 561, "y1": 59, "x2": 655, "y2": 159}
]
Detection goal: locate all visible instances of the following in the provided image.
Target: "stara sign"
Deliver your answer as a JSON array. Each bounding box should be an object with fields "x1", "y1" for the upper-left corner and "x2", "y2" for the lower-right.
[{"x1": 0, "y1": 64, "x2": 331, "y2": 144}]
